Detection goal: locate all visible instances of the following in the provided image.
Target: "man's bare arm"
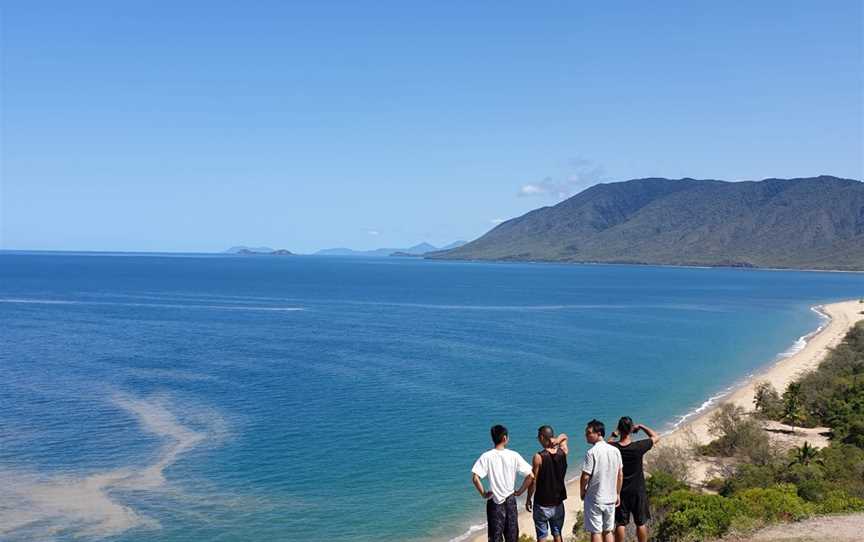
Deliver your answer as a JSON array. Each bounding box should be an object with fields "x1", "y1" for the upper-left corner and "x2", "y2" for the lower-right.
[
  {"x1": 514, "y1": 471, "x2": 534, "y2": 497},
  {"x1": 552, "y1": 433, "x2": 569, "y2": 455},
  {"x1": 472, "y1": 473, "x2": 491, "y2": 499},
  {"x1": 635, "y1": 423, "x2": 660, "y2": 445},
  {"x1": 616, "y1": 466, "x2": 623, "y2": 505},
  {"x1": 580, "y1": 471, "x2": 590, "y2": 501},
  {"x1": 526, "y1": 453, "x2": 542, "y2": 511}
]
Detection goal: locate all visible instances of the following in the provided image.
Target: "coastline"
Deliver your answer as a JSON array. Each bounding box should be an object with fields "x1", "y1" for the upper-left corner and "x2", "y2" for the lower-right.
[
  {"x1": 423, "y1": 254, "x2": 864, "y2": 274},
  {"x1": 459, "y1": 299, "x2": 863, "y2": 542}
]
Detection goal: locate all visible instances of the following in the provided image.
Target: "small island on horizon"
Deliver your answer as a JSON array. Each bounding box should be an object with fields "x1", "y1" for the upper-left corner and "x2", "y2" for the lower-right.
[{"x1": 226, "y1": 246, "x2": 294, "y2": 256}]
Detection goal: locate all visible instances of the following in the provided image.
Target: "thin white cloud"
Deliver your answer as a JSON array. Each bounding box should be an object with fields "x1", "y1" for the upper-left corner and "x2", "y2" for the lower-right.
[
  {"x1": 490, "y1": 218, "x2": 506, "y2": 225},
  {"x1": 517, "y1": 159, "x2": 606, "y2": 199},
  {"x1": 366, "y1": 230, "x2": 380, "y2": 236},
  {"x1": 517, "y1": 183, "x2": 549, "y2": 197},
  {"x1": 517, "y1": 177, "x2": 570, "y2": 198}
]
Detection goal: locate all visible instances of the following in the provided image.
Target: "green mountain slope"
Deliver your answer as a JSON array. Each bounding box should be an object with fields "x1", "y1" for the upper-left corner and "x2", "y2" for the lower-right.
[{"x1": 431, "y1": 176, "x2": 864, "y2": 270}]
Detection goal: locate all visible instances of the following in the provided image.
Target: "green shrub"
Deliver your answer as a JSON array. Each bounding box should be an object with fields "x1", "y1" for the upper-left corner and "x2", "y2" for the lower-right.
[
  {"x1": 647, "y1": 471, "x2": 689, "y2": 499},
  {"x1": 719, "y1": 463, "x2": 780, "y2": 496},
  {"x1": 734, "y1": 484, "x2": 812, "y2": 522},
  {"x1": 654, "y1": 490, "x2": 743, "y2": 541},
  {"x1": 814, "y1": 490, "x2": 864, "y2": 514},
  {"x1": 570, "y1": 509, "x2": 589, "y2": 541},
  {"x1": 818, "y1": 443, "x2": 864, "y2": 498},
  {"x1": 794, "y1": 478, "x2": 829, "y2": 502}
]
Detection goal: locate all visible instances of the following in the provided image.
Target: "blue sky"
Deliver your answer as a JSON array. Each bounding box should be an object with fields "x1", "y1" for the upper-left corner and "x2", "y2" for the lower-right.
[{"x1": 2, "y1": 1, "x2": 862, "y2": 253}]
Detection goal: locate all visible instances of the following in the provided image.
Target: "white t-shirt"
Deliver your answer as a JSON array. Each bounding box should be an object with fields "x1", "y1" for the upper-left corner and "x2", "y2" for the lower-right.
[
  {"x1": 582, "y1": 440, "x2": 622, "y2": 505},
  {"x1": 471, "y1": 448, "x2": 533, "y2": 504}
]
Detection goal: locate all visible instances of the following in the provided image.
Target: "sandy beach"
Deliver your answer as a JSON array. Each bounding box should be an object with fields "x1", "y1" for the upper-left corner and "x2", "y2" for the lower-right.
[{"x1": 465, "y1": 299, "x2": 863, "y2": 542}]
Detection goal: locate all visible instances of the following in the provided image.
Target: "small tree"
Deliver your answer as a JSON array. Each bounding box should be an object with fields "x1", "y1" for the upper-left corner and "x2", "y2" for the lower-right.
[
  {"x1": 754, "y1": 381, "x2": 783, "y2": 419},
  {"x1": 704, "y1": 404, "x2": 772, "y2": 463},
  {"x1": 647, "y1": 443, "x2": 693, "y2": 484},
  {"x1": 789, "y1": 441, "x2": 821, "y2": 467},
  {"x1": 783, "y1": 382, "x2": 807, "y2": 427}
]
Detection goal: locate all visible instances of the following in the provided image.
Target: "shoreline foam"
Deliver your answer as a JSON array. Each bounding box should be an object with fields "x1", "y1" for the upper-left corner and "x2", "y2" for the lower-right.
[
  {"x1": 667, "y1": 304, "x2": 832, "y2": 433},
  {"x1": 457, "y1": 299, "x2": 863, "y2": 542}
]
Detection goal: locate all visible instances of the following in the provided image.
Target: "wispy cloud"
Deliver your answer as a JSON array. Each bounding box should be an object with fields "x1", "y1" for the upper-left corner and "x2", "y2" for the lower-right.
[
  {"x1": 518, "y1": 177, "x2": 567, "y2": 198},
  {"x1": 366, "y1": 229, "x2": 380, "y2": 236},
  {"x1": 517, "y1": 159, "x2": 606, "y2": 199},
  {"x1": 490, "y1": 218, "x2": 506, "y2": 225}
]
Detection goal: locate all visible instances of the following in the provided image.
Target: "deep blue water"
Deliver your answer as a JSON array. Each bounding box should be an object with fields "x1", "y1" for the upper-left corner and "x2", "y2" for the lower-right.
[{"x1": 0, "y1": 252, "x2": 861, "y2": 541}]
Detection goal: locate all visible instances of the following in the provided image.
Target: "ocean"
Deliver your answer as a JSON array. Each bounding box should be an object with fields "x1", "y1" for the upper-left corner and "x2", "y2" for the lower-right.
[{"x1": 1, "y1": 252, "x2": 861, "y2": 541}]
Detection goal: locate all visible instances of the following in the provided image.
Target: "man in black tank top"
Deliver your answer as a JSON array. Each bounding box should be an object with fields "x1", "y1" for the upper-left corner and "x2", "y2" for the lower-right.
[{"x1": 526, "y1": 425, "x2": 569, "y2": 542}]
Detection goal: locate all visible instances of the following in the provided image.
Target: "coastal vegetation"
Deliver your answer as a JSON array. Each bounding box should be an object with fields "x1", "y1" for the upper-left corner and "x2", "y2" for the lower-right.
[
  {"x1": 581, "y1": 321, "x2": 864, "y2": 541},
  {"x1": 431, "y1": 176, "x2": 864, "y2": 271}
]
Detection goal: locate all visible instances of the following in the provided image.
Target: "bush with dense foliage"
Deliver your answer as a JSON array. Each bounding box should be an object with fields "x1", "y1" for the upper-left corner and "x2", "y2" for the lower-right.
[
  {"x1": 814, "y1": 490, "x2": 864, "y2": 514},
  {"x1": 650, "y1": 484, "x2": 817, "y2": 540},
  {"x1": 653, "y1": 489, "x2": 743, "y2": 541},
  {"x1": 646, "y1": 470, "x2": 689, "y2": 500},
  {"x1": 734, "y1": 484, "x2": 812, "y2": 522}
]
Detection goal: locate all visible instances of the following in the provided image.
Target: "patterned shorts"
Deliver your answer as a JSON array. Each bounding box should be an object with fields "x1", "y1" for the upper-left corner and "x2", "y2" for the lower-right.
[{"x1": 486, "y1": 495, "x2": 519, "y2": 542}]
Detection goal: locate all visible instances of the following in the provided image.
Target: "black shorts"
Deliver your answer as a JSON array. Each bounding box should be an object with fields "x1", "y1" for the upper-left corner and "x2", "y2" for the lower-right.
[{"x1": 615, "y1": 490, "x2": 650, "y2": 527}]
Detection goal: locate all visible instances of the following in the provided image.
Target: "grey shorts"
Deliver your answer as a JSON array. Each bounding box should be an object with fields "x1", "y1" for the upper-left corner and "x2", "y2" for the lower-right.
[
  {"x1": 532, "y1": 503, "x2": 565, "y2": 540},
  {"x1": 584, "y1": 499, "x2": 616, "y2": 533}
]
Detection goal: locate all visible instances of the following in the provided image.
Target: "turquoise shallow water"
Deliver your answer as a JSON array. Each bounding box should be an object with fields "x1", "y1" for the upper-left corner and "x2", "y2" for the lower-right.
[{"x1": 0, "y1": 252, "x2": 861, "y2": 541}]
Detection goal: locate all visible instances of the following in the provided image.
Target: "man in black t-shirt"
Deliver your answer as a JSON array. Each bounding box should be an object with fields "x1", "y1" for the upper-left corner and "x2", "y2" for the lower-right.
[{"x1": 607, "y1": 417, "x2": 660, "y2": 542}]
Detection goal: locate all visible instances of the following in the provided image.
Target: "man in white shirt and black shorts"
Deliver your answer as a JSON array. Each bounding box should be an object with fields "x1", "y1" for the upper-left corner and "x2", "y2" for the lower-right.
[{"x1": 471, "y1": 425, "x2": 535, "y2": 542}]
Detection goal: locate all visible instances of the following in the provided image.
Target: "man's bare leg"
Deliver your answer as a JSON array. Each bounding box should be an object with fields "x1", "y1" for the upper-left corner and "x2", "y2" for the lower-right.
[
  {"x1": 636, "y1": 524, "x2": 648, "y2": 542},
  {"x1": 590, "y1": 533, "x2": 603, "y2": 542},
  {"x1": 614, "y1": 525, "x2": 626, "y2": 542},
  {"x1": 603, "y1": 530, "x2": 615, "y2": 542}
]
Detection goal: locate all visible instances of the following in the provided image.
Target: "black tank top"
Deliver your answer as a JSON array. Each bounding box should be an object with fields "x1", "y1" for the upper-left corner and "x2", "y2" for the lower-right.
[{"x1": 534, "y1": 449, "x2": 568, "y2": 507}]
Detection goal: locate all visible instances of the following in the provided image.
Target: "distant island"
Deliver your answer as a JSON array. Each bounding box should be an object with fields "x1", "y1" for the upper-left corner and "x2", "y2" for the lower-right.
[
  {"x1": 430, "y1": 176, "x2": 864, "y2": 271},
  {"x1": 315, "y1": 241, "x2": 466, "y2": 258},
  {"x1": 225, "y1": 246, "x2": 294, "y2": 256}
]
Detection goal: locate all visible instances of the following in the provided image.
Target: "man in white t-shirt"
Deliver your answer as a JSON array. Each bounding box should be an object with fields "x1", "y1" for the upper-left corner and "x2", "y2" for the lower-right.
[
  {"x1": 580, "y1": 419, "x2": 623, "y2": 542},
  {"x1": 471, "y1": 424, "x2": 535, "y2": 542}
]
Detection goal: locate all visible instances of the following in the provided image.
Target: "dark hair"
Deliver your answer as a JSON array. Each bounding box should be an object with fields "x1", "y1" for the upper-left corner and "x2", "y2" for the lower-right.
[
  {"x1": 617, "y1": 416, "x2": 634, "y2": 435},
  {"x1": 537, "y1": 425, "x2": 554, "y2": 439},
  {"x1": 586, "y1": 419, "x2": 605, "y2": 437},
  {"x1": 491, "y1": 425, "x2": 509, "y2": 445}
]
